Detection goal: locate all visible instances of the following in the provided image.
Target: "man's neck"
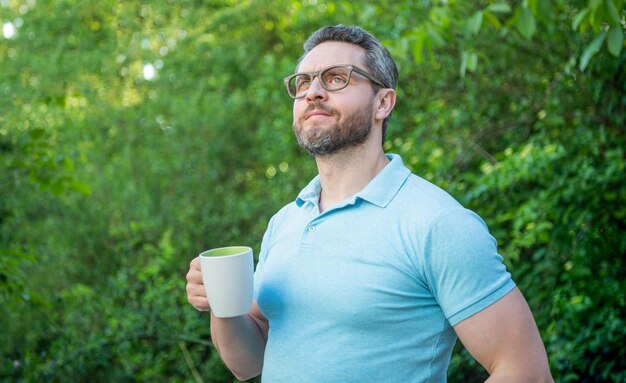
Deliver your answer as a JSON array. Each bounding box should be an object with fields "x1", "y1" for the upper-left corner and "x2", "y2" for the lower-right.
[{"x1": 315, "y1": 144, "x2": 389, "y2": 213}]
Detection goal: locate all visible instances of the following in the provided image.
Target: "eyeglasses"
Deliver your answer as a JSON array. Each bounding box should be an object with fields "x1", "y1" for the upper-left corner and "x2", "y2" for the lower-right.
[{"x1": 283, "y1": 64, "x2": 385, "y2": 99}]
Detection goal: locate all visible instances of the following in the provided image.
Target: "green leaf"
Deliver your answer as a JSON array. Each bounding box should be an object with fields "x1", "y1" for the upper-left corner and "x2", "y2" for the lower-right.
[
  {"x1": 572, "y1": 8, "x2": 590, "y2": 31},
  {"x1": 424, "y1": 29, "x2": 445, "y2": 62},
  {"x1": 460, "y1": 51, "x2": 478, "y2": 77},
  {"x1": 588, "y1": 2, "x2": 606, "y2": 32},
  {"x1": 605, "y1": 0, "x2": 621, "y2": 25},
  {"x1": 460, "y1": 51, "x2": 468, "y2": 77},
  {"x1": 483, "y1": 11, "x2": 502, "y2": 29},
  {"x1": 426, "y1": 29, "x2": 445, "y2": 48},
  {"x1": 516, "y1": 7, "x2": 536, "y2": 40},
  {"x1": 486, "y1": 3, "x2": 511, "y2": 13},
  {"x1": 468, "y1": 11, "x2": 483, "y2": 35},
  {"x1": 429, "y1": 5, "x2": 451, "y2": 28},
  {"x1": 467, "y1": 52, "x2": 478, "y2": 72},
  {"x1": 70, "y1": 181, "x2": 92, "y2": 196},
  {"x1": 579, "y1": 31, "x2": 607, "y2": 71},
  {"x1": 63, "y1": 157, "x2": 75, "y2": 171},
  {"x1": 607, "y1": 26, "x2": 624, "y2": 57},
  {"x1": 411, "y1": 34, "x2": 425, "y2": 64},
  {"x1": 526, "y1": 0, "x2": 539, "y2": 14},
  {"x1": 589, "y1": 0, "x2": 603, "y2": 10}
]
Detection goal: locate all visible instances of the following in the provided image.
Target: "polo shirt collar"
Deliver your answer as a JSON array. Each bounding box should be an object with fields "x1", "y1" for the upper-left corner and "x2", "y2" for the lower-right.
[
  {"x1": 295, "y1": 153, "x2": 410, "y2": 209},
  {"x1": 296, "y1": 176, "x2": 322, "y2": 207}
]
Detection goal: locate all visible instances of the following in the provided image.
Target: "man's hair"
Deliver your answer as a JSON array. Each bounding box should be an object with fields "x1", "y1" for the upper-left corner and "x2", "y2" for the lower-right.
[{"x1": 299, "y1": 25, "x2": 399, "y2": 143}]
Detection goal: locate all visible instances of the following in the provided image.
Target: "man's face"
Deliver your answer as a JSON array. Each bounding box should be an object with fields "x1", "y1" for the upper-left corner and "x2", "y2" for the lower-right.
[{"x1": 292, "y1": 41, "x2": 377, "y2": 156}]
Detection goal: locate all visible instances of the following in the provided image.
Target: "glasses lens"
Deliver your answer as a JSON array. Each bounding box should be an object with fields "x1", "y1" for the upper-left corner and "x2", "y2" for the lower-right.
[
  {"x1": 288, "y1": 74, "x2": 311, "y2": 98},
  {"x1": 321, "y1": 66, "x2": 351, "y2": 91},
  {"x1": 286, "y1": 66, "x2": 353, "y2": 98}
]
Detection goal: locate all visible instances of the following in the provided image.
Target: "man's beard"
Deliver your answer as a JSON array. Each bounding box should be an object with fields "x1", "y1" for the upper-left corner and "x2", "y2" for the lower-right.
[{"x1": 292, "y1": 100, "x2": 374, "y2": 156}]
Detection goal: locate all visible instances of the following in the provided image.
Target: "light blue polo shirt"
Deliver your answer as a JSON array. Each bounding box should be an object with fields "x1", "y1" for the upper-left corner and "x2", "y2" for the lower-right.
[{"x1": 254, "y1": 154, "x2": 515, "y2": 382}]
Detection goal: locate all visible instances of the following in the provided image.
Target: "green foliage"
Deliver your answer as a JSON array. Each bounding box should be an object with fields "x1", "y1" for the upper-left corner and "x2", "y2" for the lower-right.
[
  {"x1": 1, "y1": 0, "x2": 624, "y2": 381},
  {"x1": 574, "y1": 0, "x2": 625, "y2": 68}
]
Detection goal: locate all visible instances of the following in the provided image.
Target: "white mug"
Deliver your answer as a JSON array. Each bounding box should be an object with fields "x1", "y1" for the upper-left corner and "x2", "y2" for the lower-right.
[{"x1": 199, "y1": 246, "x2": 254, "y2": 318}]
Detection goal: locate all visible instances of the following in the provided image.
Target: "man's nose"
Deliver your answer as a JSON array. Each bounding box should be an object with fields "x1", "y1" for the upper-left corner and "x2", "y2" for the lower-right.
[{"x1": 305, "y1": 76, "x2": 328, "y2": 102}]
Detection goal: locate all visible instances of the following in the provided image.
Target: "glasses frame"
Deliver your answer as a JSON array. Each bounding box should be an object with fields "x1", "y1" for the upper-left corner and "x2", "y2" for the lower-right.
[{"x1": 283, "y1": 64, "x2": 385, "y2": 99}]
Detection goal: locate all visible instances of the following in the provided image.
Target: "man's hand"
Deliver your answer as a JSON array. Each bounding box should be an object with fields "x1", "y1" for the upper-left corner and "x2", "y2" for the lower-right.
[
  {"x1": 186, "y1": 256, "x2": 268, "y2": 380},
  {"x1": 186, "y1": 256, "x2": 211, "y2": 312}
]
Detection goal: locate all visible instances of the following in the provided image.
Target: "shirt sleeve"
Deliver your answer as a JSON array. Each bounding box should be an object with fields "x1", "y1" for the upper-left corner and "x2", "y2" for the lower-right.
[{"x1": 423, "y1": 208, "x2": 516, "y2": 326}]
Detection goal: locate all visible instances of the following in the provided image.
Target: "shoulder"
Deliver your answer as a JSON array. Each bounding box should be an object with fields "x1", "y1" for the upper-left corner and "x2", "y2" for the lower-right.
[
  {"x1": 265, "y1": 200, "x2": 300, "y2": 232},
  {"x1": 405, "y1": 174, "x2": 461, "y2": 207},
  {"x1": 390, "y1": 172, "x2": 467, "y2": 227}
]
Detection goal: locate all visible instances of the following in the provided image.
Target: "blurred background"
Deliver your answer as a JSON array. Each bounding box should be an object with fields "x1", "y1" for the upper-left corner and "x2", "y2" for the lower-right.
[{"x1": 1, "y1": 0, "x2": 624, "y2": 381}]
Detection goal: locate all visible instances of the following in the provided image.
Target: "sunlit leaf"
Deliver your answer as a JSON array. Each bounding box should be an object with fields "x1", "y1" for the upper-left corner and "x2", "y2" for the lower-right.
[
  {"x1": 587, "y1": 1, "x2": 607, "y2": 32},
  {"x1": 467, "y1": 11, "x2": 483, "y2": 35},
  {"x1": 63, "y1": 157, "x2": 75, "y2": 172},
  {"x1": 467, "y1": 52, "x2": 478, "y2": 73},
  {"x1": 483, "y1": 11, "x2": 502, "y2": 29},
  {"x1": 411, "y1": 34, "x2": 425, "y2": 64},
  {"x1": 572, "y1": 8, "x2": 590, "y2": 31}
]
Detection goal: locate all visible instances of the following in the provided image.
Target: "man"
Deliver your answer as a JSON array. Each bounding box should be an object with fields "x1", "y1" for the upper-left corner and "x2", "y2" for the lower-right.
[{"x1": 186, "y1": 25, "x2": 553, "y2": 382}]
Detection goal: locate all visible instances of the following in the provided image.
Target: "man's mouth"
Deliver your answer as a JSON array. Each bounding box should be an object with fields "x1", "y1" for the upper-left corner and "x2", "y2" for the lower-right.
[
  {"x1": 304, "y1": 104, "x2": 335, "y2": 120},
  {"x1": 305, "y1": 110, "x2": 332, "y2": 120}
]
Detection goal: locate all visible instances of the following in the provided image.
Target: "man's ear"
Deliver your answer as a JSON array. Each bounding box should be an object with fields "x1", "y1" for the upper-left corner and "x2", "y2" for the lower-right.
[{"x1": 374, "y1": 88, "x2": 396, "y2": 121}]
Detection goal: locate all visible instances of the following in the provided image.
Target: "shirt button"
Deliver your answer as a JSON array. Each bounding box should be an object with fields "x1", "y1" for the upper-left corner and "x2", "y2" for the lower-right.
[{"x1": 308, "y1": 225, "x2": 316, "y2": 232}]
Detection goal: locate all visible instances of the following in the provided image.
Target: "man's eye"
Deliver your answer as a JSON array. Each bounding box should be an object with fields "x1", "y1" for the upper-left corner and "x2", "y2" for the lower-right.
[
  {"x1": 297, "y1": 79, "x2": 311, "y2": 90},
  {"x1": 330, "y1": 76, "x2": 346, "y2": 84},
  {"x1": 323, "y1": 70, "x2": 349, "y2": 87}
]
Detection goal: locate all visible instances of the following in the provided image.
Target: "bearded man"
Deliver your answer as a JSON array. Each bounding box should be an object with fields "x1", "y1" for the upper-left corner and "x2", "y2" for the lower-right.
[{"x1": 186, "y1": 25, "x2": 553, "y2": 383}]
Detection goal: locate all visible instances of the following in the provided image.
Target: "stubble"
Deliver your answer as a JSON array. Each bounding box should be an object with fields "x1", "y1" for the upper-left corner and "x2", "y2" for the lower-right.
[{"x1": 293, "y1": 101, "x2": 374, "y2": 156}]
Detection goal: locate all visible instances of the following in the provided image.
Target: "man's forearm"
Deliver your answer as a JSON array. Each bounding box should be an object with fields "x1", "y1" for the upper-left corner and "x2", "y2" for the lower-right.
[{"x1": 210, "y1": 313, "x2": 267, "y2": 381}]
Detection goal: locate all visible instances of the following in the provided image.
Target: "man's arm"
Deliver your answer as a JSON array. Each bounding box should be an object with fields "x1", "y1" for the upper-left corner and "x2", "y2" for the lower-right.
[
  {"x1": 186, "y1": 257, "x2": 268, "y2": 381},
  {"x1": 453, "y1": 287, "x2": 553, "y2": 382},
  {"x1": 210, "y1": 301, "x2": 268, "y2": 380}
]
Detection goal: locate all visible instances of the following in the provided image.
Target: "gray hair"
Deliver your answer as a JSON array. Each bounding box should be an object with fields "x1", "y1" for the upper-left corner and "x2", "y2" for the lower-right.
[{"x1": 298, "y1": 25, "x2": 399, "y2": 143}]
